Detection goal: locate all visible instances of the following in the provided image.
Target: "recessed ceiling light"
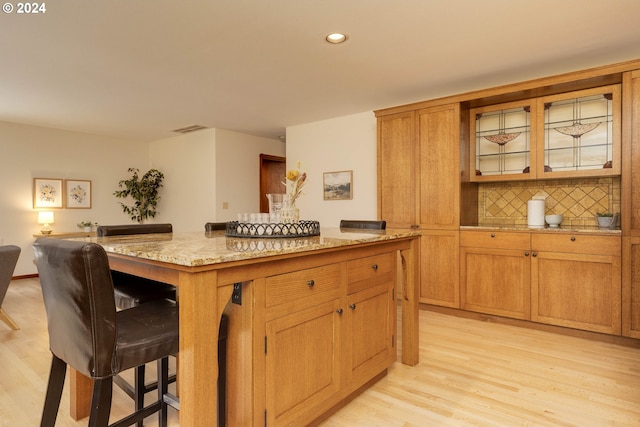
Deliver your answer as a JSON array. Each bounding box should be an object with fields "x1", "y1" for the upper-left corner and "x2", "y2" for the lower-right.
[{"x1": 325, "y1": 33, "x2": 347, "y2": 44}]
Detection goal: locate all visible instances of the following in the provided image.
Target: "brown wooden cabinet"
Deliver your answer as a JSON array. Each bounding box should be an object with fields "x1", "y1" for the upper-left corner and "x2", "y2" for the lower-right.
[
  {"x1": 377, "y1": 104, "x2": 461, "y2": 308},
  {"x1": 263, "y1": 252, "x2": 396, "y2": 426},
  {"x1": 460, "y1": 231, "x2": 531, "y2": 319},
  {"x1": 531, "y1": 233, "x2": 621, "y2": 335},
  {"x1": 622, "y1": 237, "x2": 640, "y2": 338}
]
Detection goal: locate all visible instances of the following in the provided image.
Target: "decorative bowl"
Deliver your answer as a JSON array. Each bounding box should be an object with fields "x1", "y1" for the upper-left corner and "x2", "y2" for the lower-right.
[{"x1": 545, "y1": 214, "x2": 563, "y2": 228}]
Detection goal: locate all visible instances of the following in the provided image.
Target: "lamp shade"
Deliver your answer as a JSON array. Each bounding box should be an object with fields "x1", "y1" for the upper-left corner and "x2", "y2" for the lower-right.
[{"x1": 38, "y1": 211, "x2": 54, "y2": 224}]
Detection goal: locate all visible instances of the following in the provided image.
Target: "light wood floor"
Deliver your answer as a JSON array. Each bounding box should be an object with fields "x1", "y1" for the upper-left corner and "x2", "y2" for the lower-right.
[{"x1": 1, "y1": 278, "x2": 639, "y2": 427}]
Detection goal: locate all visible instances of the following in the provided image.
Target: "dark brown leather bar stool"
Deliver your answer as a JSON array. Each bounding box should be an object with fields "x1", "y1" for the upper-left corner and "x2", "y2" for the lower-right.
[
  {"x1": 0, "y1": 244, "x2": 21, "y2": 330},
  {"x1": 96, "y1": 224, "x2": 177, "y2": 425},
  {"x1": 204, "y1": 222, "x2": 227, "y2": 231},
  {"x1": 339, "y1": 219, "x2": 387, "y2": 230},
  {"x1": 33, "y1": 238, "x2": 178, "y2": 427}
]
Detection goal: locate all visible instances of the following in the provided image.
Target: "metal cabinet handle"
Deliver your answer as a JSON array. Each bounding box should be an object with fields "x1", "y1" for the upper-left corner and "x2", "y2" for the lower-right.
[
  {"x1": 532, "y1": 252, "x2": 537, "y2": 257},
  {"x1": 371, "y1": 264, "x2": 378, "y2": 271},
  {"x1": 525, "y1": 252, "x2": 530, "y2": 257},
  {"x1": 306, "y1": 279, "x2": 315, "y2": 287},
  {"x1": 490, "y1": 233, "x2": 496, "y2": 238},
  {"x1": 349, "y1": 303, "x2": 357, "y2": 310},
  {"x1": 336, "y1": 308, "x2": 343, "y2": 314},
  {"x1": 570, "y1": 236, "x2": 576, "y2": 242}
]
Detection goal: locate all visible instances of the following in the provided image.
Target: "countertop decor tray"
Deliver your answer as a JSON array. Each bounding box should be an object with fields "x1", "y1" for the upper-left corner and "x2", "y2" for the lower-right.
[{"x1": 225, "y1": 220, "x2": 320, "y2": 238}]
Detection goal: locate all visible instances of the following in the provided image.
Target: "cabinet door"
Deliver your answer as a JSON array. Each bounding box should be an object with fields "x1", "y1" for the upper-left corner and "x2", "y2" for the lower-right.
[
  {"x1": 622, "y1": 70, "x2": 640, "y2": 235},
  {"x1": 345, "y1": 282, "x2": 395, "y2": 389},
  {"x1": 417, "y1": 104, "x2": 460, "y2": 228},
  {"x1": 265, "y1": 300, "x2": 342, "y2": 426},
  {"x1": 460, "y1": 246, "x2": 531, "y2": 319},
  {"x1": 420, "y1": 230, "x2": 459, "y2": 308},
  {"x1": 622, "y1": 237, "x2": 640, "y2": 338},
  {"x1": 531, "y1": 252, "x2": 621, "y2": 335},
  {"x1": 377, "y1": 112, "x2": 417, "y2": 228},
  {"x1": 470, "y1": 99, "x2": 537, "y2": 181},
  {"x1": 537, "y1": 84, "x2": 621, "y2": 179}
]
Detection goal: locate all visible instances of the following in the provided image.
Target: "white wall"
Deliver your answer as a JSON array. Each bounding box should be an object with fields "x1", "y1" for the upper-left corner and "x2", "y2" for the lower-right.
[
  {"x1": 0, "y1": 121, "x2": 151, "y2": 275},
  {"x1": 286, "y1": 111, "x2": 377, "y2": 228},
  {"x1": 149, "y1": 128, "x2": 285, "y2": 231}
]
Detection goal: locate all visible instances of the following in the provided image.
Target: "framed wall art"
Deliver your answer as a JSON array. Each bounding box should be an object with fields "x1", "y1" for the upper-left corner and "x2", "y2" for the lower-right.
[
  {"x1": 33, "y1": 178, "x2": 63, "y2": 208},
  {"x1": 65, "y1": 179, "x2": 92, "y2": 209},
  {"x1": 323, "y1": 170, "x2": 353, "y2": 200}
]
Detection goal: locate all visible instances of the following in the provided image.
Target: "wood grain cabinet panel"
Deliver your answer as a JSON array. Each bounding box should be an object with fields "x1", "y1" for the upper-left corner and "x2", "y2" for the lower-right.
[
  {"x1": 622, "y1": 237, "x2": 640, "y2": 338},
  {"x1": 531, "y1": 234, "x2": 621, "y2": 335},
  {"x1": 460, "y1": 230, "x2": 531, "y2": 319},
  {"x1": 264, "y1": 251, "x2": 397, "y2": 426},
  {"x1": 420, "y1": 230, "x2": 459, "y2": 308}
]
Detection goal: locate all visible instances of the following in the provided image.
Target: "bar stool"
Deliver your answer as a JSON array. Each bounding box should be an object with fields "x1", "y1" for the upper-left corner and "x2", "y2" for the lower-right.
[
  {"x1": 97, "y1": 224, "x2": 177, "y2": 425},
  {"x1": 339, "y1": 219, "x2": 387, "y2": 230},
  {"x1": 0, "y1": 244, "x2": 21, "y2": 330},
  {"x1": 33, "y1": 238, "x2": 179, "y2": 427}
]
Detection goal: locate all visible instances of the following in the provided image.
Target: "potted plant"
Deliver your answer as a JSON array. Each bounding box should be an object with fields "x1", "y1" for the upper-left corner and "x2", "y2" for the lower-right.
[
  {"x1": 77, "y1": 221, "x2": 97, "y2": 232},
  {"x1": 596, "y1": 212, "x2": 618, "y2": 229},
  {"x1": 113, "y1": 168, "x2": 165, "y2": 223}
]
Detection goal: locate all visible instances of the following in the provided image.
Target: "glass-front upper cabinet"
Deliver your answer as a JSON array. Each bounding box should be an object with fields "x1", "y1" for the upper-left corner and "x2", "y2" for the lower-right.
[
  {"x1": 537, "y1": 84, "x2": 621, "y2": 178},
  {"x1": 470, "y1": 85, "x2": 621, "y2": 182},
  {"x1": 471, "y1": 99, "x2": 538, "y2": 181}
]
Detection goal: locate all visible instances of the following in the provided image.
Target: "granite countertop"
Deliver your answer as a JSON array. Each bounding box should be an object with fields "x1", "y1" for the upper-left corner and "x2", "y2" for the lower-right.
[
  {"x1": 461, "y1": 225, "x2": 621, "y2": 235},
  {"x1": 74, "y1": 227, "x2": 420, "y2": 267}
]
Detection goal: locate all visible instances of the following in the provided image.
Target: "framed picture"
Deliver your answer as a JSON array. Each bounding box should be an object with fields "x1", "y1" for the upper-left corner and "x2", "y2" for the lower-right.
[
  {"x1": 65, "y1": 179, "x2": 92, "y2": 209},
  {"x1": 323, "y1": 170, "x2": 353, "y2": 200},
  {"x1": 33, "y1": 178, "x2": 63, "y2": 208}
]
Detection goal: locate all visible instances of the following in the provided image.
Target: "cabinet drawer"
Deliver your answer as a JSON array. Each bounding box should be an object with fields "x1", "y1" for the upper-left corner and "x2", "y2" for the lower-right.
[
  {"x1": 347, "y1": 253, "x2": 395, "y2": 294},
  {"x1": 460, "y1": 230, "x2": 530, "y2": 250},
  {"x1": 531, "y1": 234, "x2": 620, "y2": 256},
  {"x1": 266, "y1": 263, "x2": 342, "y2": 310}
]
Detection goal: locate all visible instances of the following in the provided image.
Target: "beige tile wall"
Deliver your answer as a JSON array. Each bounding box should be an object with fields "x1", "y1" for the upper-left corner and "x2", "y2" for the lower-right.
[{"x1": 477, "y1": 177, "x2": 621, "y2": 228}]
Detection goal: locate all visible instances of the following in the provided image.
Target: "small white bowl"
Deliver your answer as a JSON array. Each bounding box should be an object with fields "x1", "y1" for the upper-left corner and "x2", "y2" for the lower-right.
[{"x1": 545, "y1": 214, "x2": 563, "y2": 228}]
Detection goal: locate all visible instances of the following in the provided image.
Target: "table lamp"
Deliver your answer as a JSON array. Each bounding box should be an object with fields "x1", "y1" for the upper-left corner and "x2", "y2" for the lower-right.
[{"x1": 38, "y1": 211, "x2": 54, "y2": 235}]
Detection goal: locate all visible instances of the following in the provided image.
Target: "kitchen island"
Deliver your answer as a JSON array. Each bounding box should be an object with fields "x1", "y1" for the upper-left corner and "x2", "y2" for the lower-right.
[{"x1": 67, "y1": 227, "x2": 421, "y2": 426}]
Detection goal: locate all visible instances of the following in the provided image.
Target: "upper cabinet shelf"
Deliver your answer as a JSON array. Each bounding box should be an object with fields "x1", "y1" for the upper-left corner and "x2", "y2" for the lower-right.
[{"x1": 471, "y1": 84, "x2": 621, "y2": 181}]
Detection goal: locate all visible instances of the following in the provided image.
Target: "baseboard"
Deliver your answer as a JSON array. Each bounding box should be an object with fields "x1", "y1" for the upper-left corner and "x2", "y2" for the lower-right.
[{"x1": 422, "y1": 303, "x2": 640, "y2": 349}]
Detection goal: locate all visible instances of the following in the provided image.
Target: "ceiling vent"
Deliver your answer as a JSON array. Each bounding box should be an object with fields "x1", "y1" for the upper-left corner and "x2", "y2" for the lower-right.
[{"x1": 172, "y1": 124, "x2": 208, "y2": 134}]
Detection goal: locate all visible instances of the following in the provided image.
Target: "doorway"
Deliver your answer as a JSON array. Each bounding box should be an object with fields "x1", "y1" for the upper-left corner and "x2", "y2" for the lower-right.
[{"x1": 259, "y1": 154, "x2": 286, "y2": 213}]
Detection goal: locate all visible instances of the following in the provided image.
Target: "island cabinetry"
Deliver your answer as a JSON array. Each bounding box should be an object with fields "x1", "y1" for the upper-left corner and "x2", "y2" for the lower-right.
[
  {"x1": 531, "y1": 234, "x2": 621, "y2": 335},
  {"x1": 460, "y1": 230, "x2": 532, "y2": 319},
  {"x1": 377, "y1": 104, "x2": 461, "y2": 307},
  {"x1": 622, "y1": 237, "x2": 640, "y2": 338},
  {"x1": 263, "y1": 251, "x2": 396, "y2": 426},
  {"x1": 345, "y1": 253, "x2": 396, "y2": 387}
]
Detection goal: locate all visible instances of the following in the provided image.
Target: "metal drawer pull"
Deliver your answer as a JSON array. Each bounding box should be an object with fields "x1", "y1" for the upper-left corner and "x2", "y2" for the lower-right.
[
  {"x1": 349, "y1": 304, "x2": 357, "y2": 310},
  {"x1": 490, "y1": 233, "x2": 495, "y2": 238},
  {"x1": 306, "y1": 279, "x2": 315, "y2": 287},
  {"x1": 336, "y1": 308, "x2": 343, "y2": 314},
  {"x1": 571, "y1": 236, "x2": 576, "y2": 241},
  {"x1": 532, "y1": 252, "x2": 537, "y2": 257},
  {"x1": 525, "y1": 252, "x2": 530, "y2": 257},
  {"x1": 371, "y1": 264, "x2": 378, "y2": 271}
]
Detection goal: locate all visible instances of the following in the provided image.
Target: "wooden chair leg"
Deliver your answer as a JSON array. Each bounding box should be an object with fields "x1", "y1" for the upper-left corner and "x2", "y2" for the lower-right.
[
  {"x1": 40, "y1": 355, "x2": 67, "y2": 427},
  {"x1": 0, "y1": 307, "x2": 19, "y2": 330},
  {"x1": 88, "y1": 378, "x2": 113, "y2": 427}
]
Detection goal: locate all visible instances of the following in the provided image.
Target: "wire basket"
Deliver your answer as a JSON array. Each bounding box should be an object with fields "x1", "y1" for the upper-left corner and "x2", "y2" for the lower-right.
[{"x1": 225, "y1": 220, "x2": 320, "y2": 238}]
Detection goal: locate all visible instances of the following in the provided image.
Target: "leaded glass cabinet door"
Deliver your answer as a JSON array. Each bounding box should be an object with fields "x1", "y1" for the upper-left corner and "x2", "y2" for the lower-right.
[
  {"x1": 470, "y1": 100, "x2": 537, "y2": 182},
  {"x1": 537, "y1": 84, "x2": 621, "y2": 178}
]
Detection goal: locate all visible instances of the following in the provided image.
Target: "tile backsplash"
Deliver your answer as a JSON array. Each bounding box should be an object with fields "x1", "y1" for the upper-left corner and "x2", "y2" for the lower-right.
[{"x1": 477, "y1": 177, "x2": 621, "y2": 228}]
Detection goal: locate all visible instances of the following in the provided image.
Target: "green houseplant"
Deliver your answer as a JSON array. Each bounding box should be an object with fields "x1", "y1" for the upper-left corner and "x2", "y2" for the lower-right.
[
  {"x1": 113, "y1": 168, "x2": 165, "y2": 223},
  {"x1": 77, "y1": 221, "x2": 98, "y2": 232}
]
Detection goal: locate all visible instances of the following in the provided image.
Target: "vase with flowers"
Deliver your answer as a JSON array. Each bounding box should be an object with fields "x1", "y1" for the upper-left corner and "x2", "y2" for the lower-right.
[{"x1": 280, "y1": 162, "x2": 307, "y2": 223}]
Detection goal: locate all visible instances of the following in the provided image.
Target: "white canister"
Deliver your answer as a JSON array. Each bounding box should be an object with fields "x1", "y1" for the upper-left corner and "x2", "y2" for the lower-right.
[{"x1": 527, "y1": 200, "x2": 545, "y2": 228}]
